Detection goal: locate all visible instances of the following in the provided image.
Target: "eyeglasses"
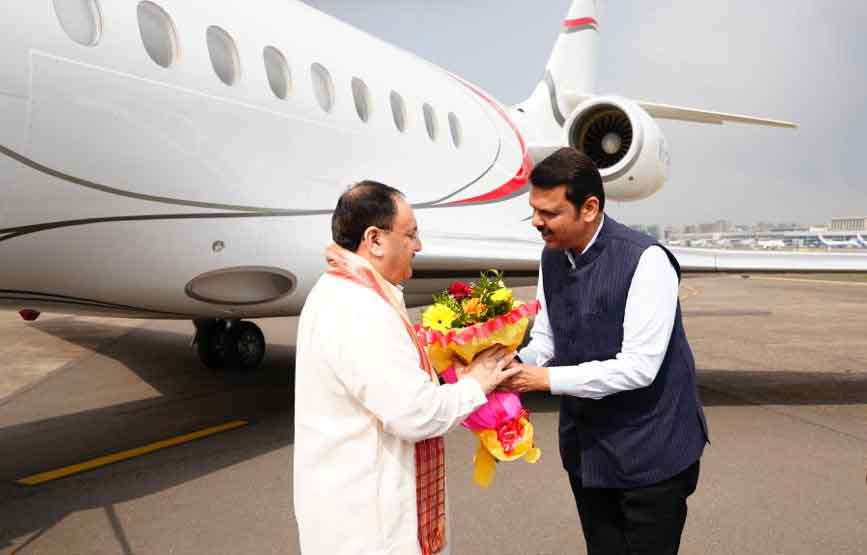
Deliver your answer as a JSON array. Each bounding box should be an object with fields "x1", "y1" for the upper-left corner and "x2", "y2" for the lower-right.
[{"x1": 380, "y1": 228, "x2": 420, "y2": 242}]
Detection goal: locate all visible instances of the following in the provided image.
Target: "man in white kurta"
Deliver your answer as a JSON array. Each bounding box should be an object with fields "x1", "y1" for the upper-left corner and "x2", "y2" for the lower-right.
[{"x1": 293, "y1": 181, "x2": 516, "y2": 554}]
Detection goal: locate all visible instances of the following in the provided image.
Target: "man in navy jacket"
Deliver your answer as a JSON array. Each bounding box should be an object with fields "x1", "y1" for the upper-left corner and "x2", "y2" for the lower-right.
[{"x1": 504, "y1": 147, "x2": 709, "y2": 555}]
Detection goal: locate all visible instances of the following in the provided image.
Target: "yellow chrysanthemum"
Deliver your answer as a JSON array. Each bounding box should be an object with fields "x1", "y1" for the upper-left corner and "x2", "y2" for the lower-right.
[
  {"x1": 461, "y1": 297, "x2": 487, "y2": 318},
  {"x1": 422, "y1": 303, "x2": 457, "y2": 332},
  {"x1": 490, "y1": 288, "x2": 513, "y2": 304}
]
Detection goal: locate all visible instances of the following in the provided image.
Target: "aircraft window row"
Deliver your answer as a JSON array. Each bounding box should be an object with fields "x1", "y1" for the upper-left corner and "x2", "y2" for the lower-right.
[{"x1": 53, "y1": 0, "x2": 463, "y2": 149}]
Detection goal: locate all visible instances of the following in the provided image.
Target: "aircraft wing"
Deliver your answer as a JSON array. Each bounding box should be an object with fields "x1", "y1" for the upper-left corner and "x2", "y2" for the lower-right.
[
  {"x1": 668, "y1": 247, "x2": 867, "y2": 273},
  {"x1": 406, "y1": 234, "x2": 867, "y2": 306}
]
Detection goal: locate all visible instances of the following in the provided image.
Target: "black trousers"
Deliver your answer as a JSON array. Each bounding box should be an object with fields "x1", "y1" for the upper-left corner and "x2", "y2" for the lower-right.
[{"x1": 567, "y1": 461, "x2": 700, "y2": 555}]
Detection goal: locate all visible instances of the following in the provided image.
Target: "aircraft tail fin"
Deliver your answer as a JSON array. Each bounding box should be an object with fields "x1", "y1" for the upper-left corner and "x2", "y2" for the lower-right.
[
  {"x1": 515, "y1": 1, "x2": 599, "y2": 143},
  {"x1": 546, "y1": 0, "x2": 599, "y2": 100}
]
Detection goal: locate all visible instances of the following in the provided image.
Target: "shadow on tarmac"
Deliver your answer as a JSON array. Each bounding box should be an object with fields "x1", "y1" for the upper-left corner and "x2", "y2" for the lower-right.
[
  {"x1": 0, "y1": 318, "x2": 295, "y2": 549},
  {"x1": 698, "y1": 367, "x2": 867, "y2": 406}
]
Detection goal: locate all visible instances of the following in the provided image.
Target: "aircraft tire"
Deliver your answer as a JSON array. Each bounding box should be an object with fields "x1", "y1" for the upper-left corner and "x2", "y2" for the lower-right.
[
  {"x1": 223, "y1": 321, "x2": 266, "y2": 372},
  {"x1": 195, "y1": 321, "x2": 224, "y2": 370}
]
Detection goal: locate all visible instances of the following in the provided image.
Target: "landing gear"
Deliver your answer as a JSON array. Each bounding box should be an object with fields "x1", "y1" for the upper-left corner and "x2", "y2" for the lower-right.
[
  {"x1": 193, "y1": 319, "x2": 266, "y2": 372},
  {"x1": 195, "y1": 319, "x2": 224, "y2": 370}
]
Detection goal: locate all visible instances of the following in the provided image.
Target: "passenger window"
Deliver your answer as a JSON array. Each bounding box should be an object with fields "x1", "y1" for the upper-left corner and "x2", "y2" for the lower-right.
[
  {"x1": 137, "y1": 2, "x2": 178, "y2": 68},
  {"x1": 263, "y1": 46, "x2": 291, "y2": 99},
  {"x1": 390, "y1": 91, "x2": 407, "y2": 132},
  {"x1": 448, "y1": 112, "x2": 462, "y2": 148},
  {"x1": 54, "y1": 0, "x2": 102, "y2": 46},
  {"x1": 206, "y1": 26, "x2": 240, "y2": 86},
  {"x1": 311, "y1": 63, "x2": 334, "y2": 112},
  {"x1": 423, "y1": 103, "x2": 438, "y2": 141},
  {"x1": 351, "y1": 78, "x2": 372, "y2": 122}
]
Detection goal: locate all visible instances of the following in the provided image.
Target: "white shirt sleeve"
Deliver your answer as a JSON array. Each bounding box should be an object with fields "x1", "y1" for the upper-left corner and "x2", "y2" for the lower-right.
[
  {"x1": 334, "y1": 295, "x2": 487, "y2": 442},
  {"x1": 547, "y1": 246, "x2": 680, "y2": 399},
  {"x1": 518, "y1": 263, "x2": 555, "y2": 367}
]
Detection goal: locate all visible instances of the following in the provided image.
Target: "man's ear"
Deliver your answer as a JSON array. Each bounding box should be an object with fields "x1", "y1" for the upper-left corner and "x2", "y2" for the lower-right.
[
  {"x1": 580, "y1": 196, "x2": 600, "y2": 222},
  {"x1": 362, "y1": 226, "x2": 385, "y2": 257}
]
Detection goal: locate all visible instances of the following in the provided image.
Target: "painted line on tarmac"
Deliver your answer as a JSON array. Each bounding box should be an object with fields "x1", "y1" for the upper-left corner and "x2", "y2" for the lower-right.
[
  {"x1": 16, "y1": 420, "x2": 249, "y2": 486},
  {"x1": 749, "y1": 276, "x2": 867, "y2": 287},
  {"x1": 679, "y1": 283, "x2": 701, "y2": 302}
]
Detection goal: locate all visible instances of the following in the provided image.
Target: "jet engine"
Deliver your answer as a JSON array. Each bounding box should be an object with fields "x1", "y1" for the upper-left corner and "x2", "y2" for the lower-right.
[{"x1": 563, "y1": 96, "x2": 669, "y2": 201}]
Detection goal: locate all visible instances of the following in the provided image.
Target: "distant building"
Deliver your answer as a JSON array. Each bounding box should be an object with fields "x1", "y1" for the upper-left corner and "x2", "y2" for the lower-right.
[
  {"x1": 696, "y1": 220, "x2": 731, "y2": 234},
  {"x1": 628, "y1": 224, "x2": 662, "y2": 240},
  {"x1": 830, "y1": 217, "x2": 867, "y2": 231}
]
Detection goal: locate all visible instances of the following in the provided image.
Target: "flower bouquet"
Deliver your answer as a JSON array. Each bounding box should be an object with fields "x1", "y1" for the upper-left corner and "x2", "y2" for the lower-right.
[{"x1": 418, "y1": 270, "x2": 542, "y2": 488}]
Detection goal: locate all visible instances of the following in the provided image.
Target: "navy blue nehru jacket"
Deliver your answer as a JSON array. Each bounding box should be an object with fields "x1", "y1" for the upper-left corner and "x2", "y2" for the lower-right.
[{"x1": 541, "y1": 216, "x2": 709, "y2": 489}]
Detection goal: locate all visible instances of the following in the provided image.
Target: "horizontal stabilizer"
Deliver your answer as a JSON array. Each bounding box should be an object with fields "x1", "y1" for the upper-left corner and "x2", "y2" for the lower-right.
[
  {"x1": 557, "y1": 92, "x2": 797, "y2": 129},
  {"x1": 635, "y1": 100, "x2": 797, "y2": 128}
]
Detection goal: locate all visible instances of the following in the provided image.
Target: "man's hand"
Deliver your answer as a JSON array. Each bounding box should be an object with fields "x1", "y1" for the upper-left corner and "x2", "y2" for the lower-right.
[
  {"x1": 499, "y1": 362, "x2": 550, "y2": 393},
  {"x1": 461, "y1": 346, "x2": 520, "y2": 395}
]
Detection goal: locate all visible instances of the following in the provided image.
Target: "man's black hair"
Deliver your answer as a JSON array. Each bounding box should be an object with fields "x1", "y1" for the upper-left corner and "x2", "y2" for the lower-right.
[
  {"x1": 331, "y1": 180, "x2": 404, "y2": 252},
  {"x1": 530, "y1": 147, "x2": 606, "y2": 212}
]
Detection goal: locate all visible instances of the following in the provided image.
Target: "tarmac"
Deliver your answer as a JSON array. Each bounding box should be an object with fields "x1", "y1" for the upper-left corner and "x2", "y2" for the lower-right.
[{"x1": 0, "y1": 273, "x2": 865, "y2": 554}]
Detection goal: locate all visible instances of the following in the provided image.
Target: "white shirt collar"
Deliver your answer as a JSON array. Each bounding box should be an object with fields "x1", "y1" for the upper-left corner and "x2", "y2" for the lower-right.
[
  {"x1": 565, "y1": 214, "x2": 605, "y2": 269},
  {"x1": 388, "y1": 280, "x2": 405, "y2": 305}
]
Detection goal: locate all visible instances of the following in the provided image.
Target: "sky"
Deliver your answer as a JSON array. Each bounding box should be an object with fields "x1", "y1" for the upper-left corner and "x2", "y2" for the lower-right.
[{"x1": 303, "y1": 1, "x2": 867, "y2": 227}]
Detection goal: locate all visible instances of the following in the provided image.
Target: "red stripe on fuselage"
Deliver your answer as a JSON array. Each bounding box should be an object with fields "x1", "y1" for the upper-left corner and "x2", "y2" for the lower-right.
[
  {"x1": 445, "y1": 79, "x2": 532, "y2": 206},
  {"x1": 563, "y1": 17, "x2": 599, "y2": 28}
]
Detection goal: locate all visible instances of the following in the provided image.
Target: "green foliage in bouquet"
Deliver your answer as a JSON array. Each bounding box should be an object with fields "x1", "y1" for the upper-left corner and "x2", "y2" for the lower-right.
[{"x1": 422, "y1": 270, "x2": 517, "y2": 332}]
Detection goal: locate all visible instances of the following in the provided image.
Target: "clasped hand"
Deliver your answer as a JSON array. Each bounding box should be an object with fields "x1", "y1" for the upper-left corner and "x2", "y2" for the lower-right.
[
  {"x1": 452, "y1": 346, "x2": 519, "y2": 395},
  {"x1": 498, "y1": 360, "x2": 550, "y2": 393}
]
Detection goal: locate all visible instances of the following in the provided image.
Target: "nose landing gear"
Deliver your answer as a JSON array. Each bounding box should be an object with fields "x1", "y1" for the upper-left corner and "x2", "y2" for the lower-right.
[{"x1": 193, "y1": 319, "x2": 266, "y2": 372}]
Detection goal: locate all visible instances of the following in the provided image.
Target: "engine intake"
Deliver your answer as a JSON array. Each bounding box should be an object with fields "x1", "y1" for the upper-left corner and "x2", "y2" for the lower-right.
[
  {"x1": 569, "y1": 105, "x2": 634, "y2": 170},
  {"x1": 563, "y1": 96, "x2": 669, "y2": 201}
]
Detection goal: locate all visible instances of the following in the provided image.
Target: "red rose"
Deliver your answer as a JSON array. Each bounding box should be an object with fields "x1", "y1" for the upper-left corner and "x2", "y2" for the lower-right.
[
  {"x1": 496, "y1": 418, "x2": 525, "y2": 455},
  {"x1": 448, "y1": 281, "x2": 472, "y2": 300}
]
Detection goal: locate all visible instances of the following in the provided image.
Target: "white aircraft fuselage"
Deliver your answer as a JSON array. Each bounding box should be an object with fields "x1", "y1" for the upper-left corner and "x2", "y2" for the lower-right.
[{"x1": 0, "y1": 0, "x2": 553, "y2": 320}]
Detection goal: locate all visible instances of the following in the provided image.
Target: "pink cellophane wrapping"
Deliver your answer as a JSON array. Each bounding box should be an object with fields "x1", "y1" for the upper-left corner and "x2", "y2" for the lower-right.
[{"x1": 441, "y1": 367, "x2": 523, "y2": 432}]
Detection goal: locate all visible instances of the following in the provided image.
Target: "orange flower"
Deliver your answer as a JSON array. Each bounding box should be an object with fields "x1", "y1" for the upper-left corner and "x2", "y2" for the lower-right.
[{"x1": 462, "y1": 297, "x2": 487, "y2": 318}]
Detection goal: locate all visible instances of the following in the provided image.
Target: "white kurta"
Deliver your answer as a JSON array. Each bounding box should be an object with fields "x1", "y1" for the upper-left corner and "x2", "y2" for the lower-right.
[{"x1": 294, "y1": 272, "x2": 486, "y2": 555}]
